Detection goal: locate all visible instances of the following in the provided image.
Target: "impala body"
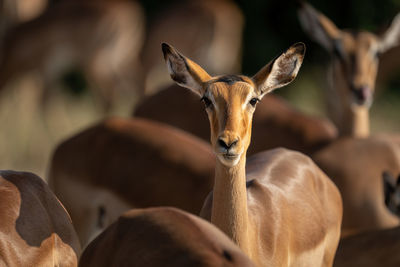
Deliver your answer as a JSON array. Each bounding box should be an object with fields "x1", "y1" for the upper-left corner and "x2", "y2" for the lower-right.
[
  {"x1": 163, "y1": 42, "x2": 342, "y2": 266},
  {"x1": 333, "y1": 172, "x2": 400, "y2": 267},
  {"x1": 0, "y1": 170, "x2": 80, "y2": 266},
  {"x1": 48, "y1": 117, "x2": 215, "y2": 247},
  {"x1": 299, "y1": 1, "x2": 400, "y2": 236},
  {"x1": 79, "y1": 207, "x2": 255, "y2": 267}
]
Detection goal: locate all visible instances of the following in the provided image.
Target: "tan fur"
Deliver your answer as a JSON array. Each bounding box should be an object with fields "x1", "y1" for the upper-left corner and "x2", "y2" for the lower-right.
[
  {"x1": 142, "y1": 0, "x2": 243, "y2": 95},
  {"x1": 0, "y1": 170, "x2": 80, "y2": 266},
  {"x1": 164, "y1": 43, "x2": 342, "y2": 266},
  {"x1": 79, "y1": 207, "x2": 256, "y2": 267},
  {"x1": 48, "y1": 117, "x2": 215, "y2": 247},
  {"x1": 326, "y1": 33, "x2": 379, "y2": 137},
  {"x1": 0, "y1": 0, "x2": 145, "y2": 111}
]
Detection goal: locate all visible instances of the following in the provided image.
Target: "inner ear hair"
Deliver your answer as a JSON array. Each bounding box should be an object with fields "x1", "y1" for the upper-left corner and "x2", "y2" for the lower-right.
[
  {"x1": 253, "y1": 43, "x2": 305, "y2": 96},
  {"x1": 162, "y1": 43, "x2": 211, "y2": 96},
  {"x1": 379, "y1": 13, "x2": 400, "y2": 52}
]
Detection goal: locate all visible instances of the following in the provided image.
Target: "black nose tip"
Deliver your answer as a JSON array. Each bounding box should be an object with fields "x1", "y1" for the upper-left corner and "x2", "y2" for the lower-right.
[
  {"x1": 352, "y1": 86, "x2": 371, "y2": 103},
  {"x1": 218, "y1": 139, "x2": 238, "y2": 149}
]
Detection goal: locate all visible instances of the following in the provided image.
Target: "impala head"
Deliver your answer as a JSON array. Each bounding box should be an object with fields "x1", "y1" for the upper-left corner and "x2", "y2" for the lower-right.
[
  {"x1": 298, "y1": 1, "x2": 400, "y2": 107},
  {"x1": 162, "y1": 42, "x2": 305, "y2": 167},
  {"x1": 383, "y1": 171, "x2": 400, "y2": 217}
]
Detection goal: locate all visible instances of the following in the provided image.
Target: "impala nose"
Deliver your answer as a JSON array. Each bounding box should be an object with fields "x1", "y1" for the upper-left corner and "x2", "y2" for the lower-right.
[
  {"x1": 218, "y1": 138, "x2": 238, "y2": 150},
  {"x1": 352, "y1": 85, "x2": 371, "y2": 105}
]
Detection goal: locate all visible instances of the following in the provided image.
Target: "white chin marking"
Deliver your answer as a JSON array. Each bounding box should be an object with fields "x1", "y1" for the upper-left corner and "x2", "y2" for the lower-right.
[{"x1": 217, "y1": 155, "x2": 240, "y2": 167}]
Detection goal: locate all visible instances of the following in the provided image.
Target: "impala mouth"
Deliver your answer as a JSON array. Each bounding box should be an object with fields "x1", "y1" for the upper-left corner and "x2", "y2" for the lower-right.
[
  {"x1": 224, "y1": 153, "x2": 238, "y2": 159},
  {"x1": 217, "y1": 153, "x2": 240, "y2": 166}
]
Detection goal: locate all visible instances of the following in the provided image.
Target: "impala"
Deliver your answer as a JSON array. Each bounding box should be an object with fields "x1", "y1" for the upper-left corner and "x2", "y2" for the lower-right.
[
  {"x1": 298, "y1": 1, "x2": 400, "y2": 237},
  {"x1": 298, "y1": 1, "x2": 400, "y2": 137},
  {"x1": 0, "y1": 170, "x2": 80, "y2": 266},
  {"x1": 332, "y1": 172, "x2": 400, "y2": 267},
  {"x1": 141, "y1": 0, "x2": 243, "y2": 95},
  {"x1": 163, "y1": 43, "x2": 342, "y2": 266},
  {"x1": 0, "y1": 0, "x2": 145, "y2": 111},
  {"x1": 79, "y1": 207, "x2": 255, "y2": 267},
  {"x1": 48, "y1": 117, "x2": 215, "y2": 247},
  {"x1": 134, "y1": 83, "x2": 337, "y2": 156}
]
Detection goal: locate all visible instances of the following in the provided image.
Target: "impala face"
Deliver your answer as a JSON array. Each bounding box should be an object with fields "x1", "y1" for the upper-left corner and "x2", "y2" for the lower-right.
[
  {"x1": 162, "y1": 42, "x2": 305, "y2": 167},
  {"x1": 332, "y1": 32, "x2": 380, "y2": 107},
  {"x1": 201, "y1": 76, "x2": 257, "y2": 166},
  {"x1": 298, "y1": 2, "x2": 400, "y2": 108}
]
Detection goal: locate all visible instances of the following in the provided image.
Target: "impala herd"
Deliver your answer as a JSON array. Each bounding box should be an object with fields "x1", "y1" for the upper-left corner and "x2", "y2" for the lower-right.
[{"x1": 0, "y1": 0, "x2": 400, "y2": 266}]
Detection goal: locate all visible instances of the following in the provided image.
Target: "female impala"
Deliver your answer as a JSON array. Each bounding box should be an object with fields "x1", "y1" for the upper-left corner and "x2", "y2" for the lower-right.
[
  {"x1": 0, "y1": 170, "x2": 80, "y2": 266},
  {"x1": 79, "y1": 207, "x2": 255, "y2": 267},
  {"x1": 298, "y1": 1, "x2": 400, "y2": 236},
  {"x1": 298, "y1": 1, "x2": 400, "y2": 137},
  {"x1": 163, "y1": 43, "x2": 342, "y2": 266}
]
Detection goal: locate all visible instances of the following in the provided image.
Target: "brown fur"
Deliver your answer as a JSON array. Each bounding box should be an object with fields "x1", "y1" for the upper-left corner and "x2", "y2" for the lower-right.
[
  {"x1": 48, "y1": 117, "x2": 215, "y2": 247},
  {"x1": 312, "y1": 137, "x2": 400, "y2": 237},
  {"x1": 0, "y1": 0, "x2": 145, "y2": 111},
  {"x1": 333, "y1": 172, "x2": 400, "y2": 266},
  {"x1": 164, "y1": 43, "x2": 342, "y2": 266},
  {"x1": 334, "y1": 226, "x2": 400, "y2": 267},
  {"x1": 0, "y1": 170, "x2": 80, "y2": 266},
  {"x1": 79, "y1": 207, "x2": 255, "y2": 267}
]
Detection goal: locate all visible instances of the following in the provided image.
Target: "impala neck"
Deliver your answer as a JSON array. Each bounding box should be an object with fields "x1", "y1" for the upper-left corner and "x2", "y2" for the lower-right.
[
  {"x1": 211, "y1": 154, "x2": 252, "y2": 256},
  {"x1": 342, "y1": 105, "x2": 370, "y2": 138}
]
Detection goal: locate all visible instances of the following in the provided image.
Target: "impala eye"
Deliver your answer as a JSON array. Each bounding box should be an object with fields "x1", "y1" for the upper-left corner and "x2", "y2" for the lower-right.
[
  {"x1": 374, "y1": 50, "x2": 381, "y2": 60},
  {"x1": 249, "y1": 98, "x2": 259, "y2": 107},
  {"x1": 201, "y1": 96, "x2": 212, "y2": 108}
]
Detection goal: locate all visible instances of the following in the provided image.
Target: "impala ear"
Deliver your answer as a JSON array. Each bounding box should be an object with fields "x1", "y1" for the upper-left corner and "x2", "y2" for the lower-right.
[
  {"x1": 379, "y1": 13, "x2": 400, "y2": 53},
  {"x1": 162, "y1": 43, "x2": 211, "y2": 96},
  {"x1": 252, "y1": 43, "x2": 305, "y2": 97},
  {"x1": 297, "y1": 1, "x2": 342, "y2": 52}
]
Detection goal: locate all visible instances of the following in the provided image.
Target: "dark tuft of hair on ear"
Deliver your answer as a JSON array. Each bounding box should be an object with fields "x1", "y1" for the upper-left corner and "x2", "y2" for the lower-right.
[{"x1": 161, "y1": 43, "x2": 172, "y2": 59}]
